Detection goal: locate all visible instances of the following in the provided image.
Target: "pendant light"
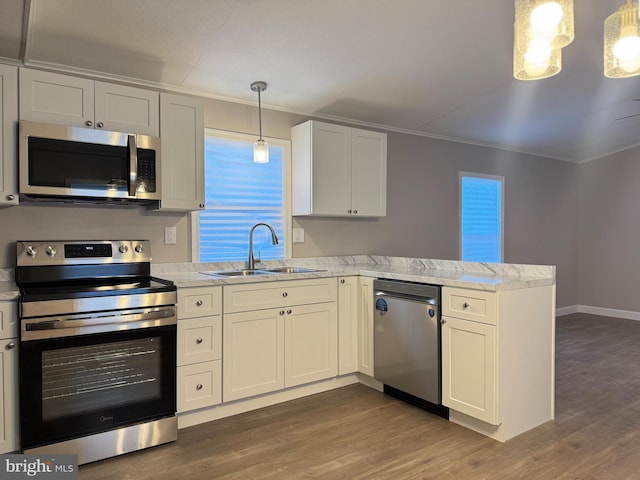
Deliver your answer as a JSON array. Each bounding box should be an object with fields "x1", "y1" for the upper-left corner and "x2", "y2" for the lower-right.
[
  {"x1": 251, "y1": 81, "x2": 269, "y2": 163},
  {"x1": 514, "y1": 0, "x2": 573, "y2": 80},
  {"x1": 604, "y1": 0, "x2": 640, "y2": 78}
]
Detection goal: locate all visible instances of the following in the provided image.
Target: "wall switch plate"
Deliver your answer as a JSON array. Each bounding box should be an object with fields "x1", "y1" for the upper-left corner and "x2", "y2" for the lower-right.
[
  {"x1": 164, "y1": 226, "x2": 177, "y2": 245},
  {"x1": 292, "y1": 228, "x2": 305, "y2": 243}
]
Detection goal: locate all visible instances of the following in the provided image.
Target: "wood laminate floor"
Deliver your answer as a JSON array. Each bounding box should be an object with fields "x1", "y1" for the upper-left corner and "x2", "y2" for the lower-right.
[{"x1": 80, "y1": 313, "x2": 640, "y2": 479}]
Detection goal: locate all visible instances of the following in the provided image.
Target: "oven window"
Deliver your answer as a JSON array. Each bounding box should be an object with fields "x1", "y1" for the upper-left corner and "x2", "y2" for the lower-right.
[{"x1": 41, "y1": 337, "x2": 162, "y2": 421}]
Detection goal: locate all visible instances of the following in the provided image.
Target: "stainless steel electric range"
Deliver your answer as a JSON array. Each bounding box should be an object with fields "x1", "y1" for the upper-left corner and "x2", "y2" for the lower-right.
[{"x1": 15, "y1": 240, "x2": 177, "y2": 465}]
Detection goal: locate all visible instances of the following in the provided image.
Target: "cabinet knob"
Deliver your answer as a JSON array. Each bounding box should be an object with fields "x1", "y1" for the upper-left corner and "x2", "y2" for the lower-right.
[
  {"x1": 441, "y1": 319, "x2": 446, "y2": 324},
  {"x1": 347, "y1": 209, "x2": 352, "y2": 214},
  {"x1": 196, "y1": 300, "x2": 203, "y2": 306},
  {"x1": 6, "y1": 194, "x2": 15, "y2": 201},
  {"x1": 282, "y1": 292, "x2": 288, "y2": 298},
  {"x1": 462, "y1": 302, "x2": 470, "y2": 309},
  {"x1": 6, "y1": 342, "x2": 15, "y2": 350},
  {"x1": 96, "y1": 121, "x2": 104, "y2": 128},
  {"x1": 196, "y1": 384, "x2": 203, "y2": 391},
  {"x1": 340, "y1": 279, "x2": 345, "y2": 284},
  {"x1": 199, "y1": 203, "x2": 205, "y2": 209},
  {"x1": 280, "y1": 310, "x2": 285, "y2": 315},
  {"x1": 196, "y1": 338, "x2": 203, "y2": 344},
  {"x1": 287, "y1": 309, "x2": 292, "y2": 315},
  {"x1": 85, "y1": 120, "x2": 93, "y2": 127},
  {"x1": 353, "y1": 210, "x2": 358, "y2": 214}
]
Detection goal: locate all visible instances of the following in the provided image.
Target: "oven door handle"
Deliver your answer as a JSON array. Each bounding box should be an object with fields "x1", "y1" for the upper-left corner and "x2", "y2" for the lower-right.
[{"x1": 21, "y1": 307, "x2": 176, "y2": 341}]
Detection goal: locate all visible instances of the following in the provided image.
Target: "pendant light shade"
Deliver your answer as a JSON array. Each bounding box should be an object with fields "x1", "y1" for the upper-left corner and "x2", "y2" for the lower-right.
[
  {"x1": 251, "y1": 81, "x2": 269, "y2": 163},
  {"x1": 514, "y1": 0, "x2": 575, "y2": 49},
  {"x1": 604, "y1": 0, "x2": 640, "y2": 78},
  {"x1": 514, "y1": 25, "x2": 563, "y2": 80}
]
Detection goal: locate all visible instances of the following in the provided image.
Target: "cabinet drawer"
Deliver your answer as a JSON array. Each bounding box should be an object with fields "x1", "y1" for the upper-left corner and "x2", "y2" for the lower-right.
[
  {"x1": 223, "y1": 278, "x2": 337, "y2": 313},
  {"x1": 177, "y1": 360, "x2": 221, "y2": 412},
  {"x1": 177, "y1": 316, "x2": 221, "y2": 366},
  {"x1": 178, "y1": 286, "x2": 222, "y2": 318},
  {"x1": 0, "y1": 303, "x2": 17, "y2": 340},
  {"x1": 442, "y1": 287, "x2": 497, "y2": 325}
]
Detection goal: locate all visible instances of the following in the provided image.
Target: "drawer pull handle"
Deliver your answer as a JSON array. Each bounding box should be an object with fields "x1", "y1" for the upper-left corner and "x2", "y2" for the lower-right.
[
  {"x1": 340, "y1": 279, "x2": 345, "y2": 284},
  {"x1": 462, "y1": 302, "x2": 470, "y2": 309},
  {"x1": 196, "y1": 300, "x2": 203, "y2": 306},
  {"x1": 196, "y1": 384, "x2": 203, "y2": 391},
  {"x1": 279, "y1": 310, "x2": 285, "y2": 315},
  {"x1": 287, "y1": 309, "x2": 292, "y2": 315},
  {"x1": 196, "y1": 338, "x2": 203, "y2": 344},
  {"x1": 6, "y1": 342, "x2": 15, "y2": 350},
  {"x1": 282, "y1": 292, "x2": 288, "y2": 298}
]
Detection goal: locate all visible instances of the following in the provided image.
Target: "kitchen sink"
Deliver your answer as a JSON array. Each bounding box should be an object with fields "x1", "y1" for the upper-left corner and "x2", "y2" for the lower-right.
[
  {"x1": 262, "y1": 267, "x2": 325, "y2": 274},
  {"x1": 201, "y1": 269, "x2": 275, "y2": 277},
  {"x1": 201, "y1": 267, "x2": 325, "y2": 277}
]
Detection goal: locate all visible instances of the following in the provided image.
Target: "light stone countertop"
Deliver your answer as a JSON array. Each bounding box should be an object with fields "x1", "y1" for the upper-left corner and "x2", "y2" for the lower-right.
[{"x1": 0, "y1": 256, "x2": 555, "y2": 302}]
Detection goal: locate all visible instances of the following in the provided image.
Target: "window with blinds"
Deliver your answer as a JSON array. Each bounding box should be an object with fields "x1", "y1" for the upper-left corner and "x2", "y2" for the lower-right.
[
  {"x1": 459, "y1": 173, "x2": 504, "y2": 263},
  {"x1": 197, "y1": 131, "x2": 286, "y2": 262}
]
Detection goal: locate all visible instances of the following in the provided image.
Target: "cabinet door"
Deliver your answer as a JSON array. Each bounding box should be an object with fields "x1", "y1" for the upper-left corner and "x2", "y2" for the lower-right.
[
  {"x1": 284, "y1": 302, "x2": 337, "y2": 387},
  {"x1": 338, "y1": 277, "x2": 358, "y2": 375},
  {"x1": 94, "y1": 82, "x2": 159, "y2": 136},
  {"x1": 223, "y1": 308, "x2": 285, "y2": 402},
  {"x1": 351, "y1": 128, "x2": 387, "y2": 217},
  {"x1": 357, "y1": 277, "x2": 374, "y2": 376},
  {"x1": 159, "y1": 93, "x2": 205, "y2": 211},
  {"x1": 0, "y1": 65, "x2": 18, "y2": 206},
  {"x1": 19, "y1": 69, "x2": 94, "y2": 127},
  {"x1": 0, "y1": 338, "x2": 18, "y2": 453},
  {"x1": 310, "y1": 121, "x2": 352, "y2": 216},
  {"x1": 442, "y1": 316, "x2": 498, "y2": 425}
]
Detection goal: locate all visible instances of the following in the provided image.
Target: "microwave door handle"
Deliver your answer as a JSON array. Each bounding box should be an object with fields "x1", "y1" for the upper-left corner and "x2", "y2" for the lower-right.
[{"x1": 128, "y1": 134, "x2": 138, "y2": 197}]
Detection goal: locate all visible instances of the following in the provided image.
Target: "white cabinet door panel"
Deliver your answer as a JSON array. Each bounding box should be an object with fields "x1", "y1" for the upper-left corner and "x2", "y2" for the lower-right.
[
  {"x1": 95, "y1": 82, "x2": 159, "y2": 136},
  {"x1": 351, "y1": 128, "x2": 387, "y2": 216}
]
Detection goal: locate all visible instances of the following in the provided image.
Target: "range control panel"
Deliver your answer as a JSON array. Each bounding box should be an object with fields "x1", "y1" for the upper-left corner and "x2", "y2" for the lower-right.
[{"x1": 16, "y1": 240, "x2": 152, "y2": 266}]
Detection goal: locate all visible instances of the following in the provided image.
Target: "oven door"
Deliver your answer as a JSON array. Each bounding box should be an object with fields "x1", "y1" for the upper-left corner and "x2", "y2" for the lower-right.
[{"x1": 20, "y1": 322, "x2": 176, "y2": 450}]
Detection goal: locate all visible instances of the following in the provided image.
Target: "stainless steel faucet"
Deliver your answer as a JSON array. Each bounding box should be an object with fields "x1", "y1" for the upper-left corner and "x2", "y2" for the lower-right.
[{"x1": 247, "y1": 222, "x2": 279, "y2": 269}]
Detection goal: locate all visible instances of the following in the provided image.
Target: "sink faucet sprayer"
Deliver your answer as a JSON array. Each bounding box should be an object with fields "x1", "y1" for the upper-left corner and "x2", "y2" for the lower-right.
[{"x1": 247, "y1": 223, "x2": 279, "y2": 269}]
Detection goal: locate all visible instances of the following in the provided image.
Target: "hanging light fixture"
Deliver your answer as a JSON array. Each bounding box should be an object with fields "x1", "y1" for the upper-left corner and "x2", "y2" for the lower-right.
[
  {"x1": 514, "y1": 0, "x2": 574, "y2": 80},
  {"x1": 250, "y1": 81, "x2": 269, "y2": 163},
  {"x1": 604, "y1": 0, "x2": 640, "y2": 78}
]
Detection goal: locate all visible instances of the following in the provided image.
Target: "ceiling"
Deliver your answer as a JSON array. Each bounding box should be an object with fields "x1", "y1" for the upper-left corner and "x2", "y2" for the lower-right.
[{"x1": 1, "y1": 0, "x2": 639, "y2": 163}]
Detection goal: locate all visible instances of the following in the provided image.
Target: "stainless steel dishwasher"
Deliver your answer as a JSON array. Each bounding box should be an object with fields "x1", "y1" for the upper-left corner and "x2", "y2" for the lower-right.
[{"x1": 374, "y1": 279, "x2": 448, "y2": 418}]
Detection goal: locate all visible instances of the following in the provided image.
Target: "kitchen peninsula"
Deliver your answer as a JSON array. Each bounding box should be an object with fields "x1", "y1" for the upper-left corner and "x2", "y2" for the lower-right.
[{"x1": 154, "y1": 255, "x2": 555, "y2": 443}]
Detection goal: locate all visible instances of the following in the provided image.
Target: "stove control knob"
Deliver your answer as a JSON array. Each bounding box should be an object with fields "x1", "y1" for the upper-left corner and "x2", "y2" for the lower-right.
[
  {"x1": 134, "y1": 244, "x2": 143, "y2": 253},
  {"x1": 26, "y1": 245, "x2": 37, "y2": 257},
  {"x1": 46, "y1": 245, "x2": 57, "y2": 257},
  {"x1": 119, "y1": 244, "x2": 129, "y2": 254}
]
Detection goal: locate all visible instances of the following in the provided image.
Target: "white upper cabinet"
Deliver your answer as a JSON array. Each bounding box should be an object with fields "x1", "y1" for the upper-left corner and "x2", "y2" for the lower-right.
[
  {"x1": 292, "y1": 120, "x2": 387, "y2": 217},
  {"x1": 158, "y1": 93, "x2": 205, "y2": 211},
  {"x1": 19, "y1": 69, "x2": 159, "y2": 136},
  {"x1": 0, "y1": 64, "x2": 18, "y2": 206}
]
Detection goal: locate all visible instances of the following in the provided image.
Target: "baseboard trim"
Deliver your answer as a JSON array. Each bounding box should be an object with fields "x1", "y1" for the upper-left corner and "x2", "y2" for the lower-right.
[{"x1": 557, "y1": 304, "x2": 640, "y2": 321}]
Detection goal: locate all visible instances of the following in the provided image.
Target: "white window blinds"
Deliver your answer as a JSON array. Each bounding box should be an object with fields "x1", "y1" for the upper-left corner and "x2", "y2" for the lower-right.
[
  {"x1": 460, "y1": 174, "x2": 503, "y2": 263},
  {"x1": 198, "y1": 133, "x2": 285, "y2": 262}
]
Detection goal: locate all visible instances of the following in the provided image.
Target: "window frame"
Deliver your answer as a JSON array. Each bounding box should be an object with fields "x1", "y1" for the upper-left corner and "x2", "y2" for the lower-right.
[
  {"x1": 458, "y1": 171, "x2": 505, "y2": 263},
  {"x1": 190, "y1": 128, "x2": 292, "y2": 263}
]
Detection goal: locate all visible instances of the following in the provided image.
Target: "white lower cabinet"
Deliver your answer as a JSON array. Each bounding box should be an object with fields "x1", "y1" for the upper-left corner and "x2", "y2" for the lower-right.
[
  {"x1": 357, "y1": 277, "x2": 374, "y2": 376},
  {"x1": 337, "y1": 277, "x2": 358, "y2": 375},
  {"x1": 441, "y1": 315, "x2": 497, "y2": 425},
  {"x1": 0, "y1": 302, "x2": 18, "y2": 453},
  {"x1": 222, "y1": 278, "x2": 338, "y2": 402},
  {"x1": 176, "y1": 286, "x2": 222, "y2": 413}
]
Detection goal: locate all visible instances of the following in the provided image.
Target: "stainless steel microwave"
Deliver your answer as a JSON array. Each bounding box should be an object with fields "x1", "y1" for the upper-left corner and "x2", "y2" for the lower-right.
[{"x1": 19, "y1": 120, "x2": 161, "y2": 203}]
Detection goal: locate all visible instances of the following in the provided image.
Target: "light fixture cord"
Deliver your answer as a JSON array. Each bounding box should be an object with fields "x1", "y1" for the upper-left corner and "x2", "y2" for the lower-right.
[{"x1": 258, "y1": 87, "x2": 263, "y2": 141}]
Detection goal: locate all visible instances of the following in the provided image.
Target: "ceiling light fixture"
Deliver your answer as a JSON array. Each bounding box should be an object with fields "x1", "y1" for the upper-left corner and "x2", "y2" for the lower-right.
[
  {"x1": 604, "y1": 0, "x2": 640, "y2": 78},
  {"x1": 514, "y1": 0, "x2": 574, "y2": 80},
  {"x1": 515, "y1": 0, "x2": 640, "y2": 80},
  {"x1": 251, "y1": 81, "x2": 269, "y2": 163}
]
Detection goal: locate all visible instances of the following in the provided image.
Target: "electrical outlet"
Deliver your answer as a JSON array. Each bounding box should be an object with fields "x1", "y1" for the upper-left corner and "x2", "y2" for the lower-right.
[
  {"x1": 164, "y1": 226, "x2": 177, "y2": 245},
  {"x1": 292, "y1": 228, "x2": 305, "y2": 243}
]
